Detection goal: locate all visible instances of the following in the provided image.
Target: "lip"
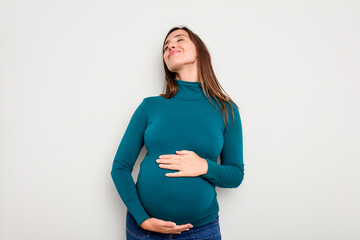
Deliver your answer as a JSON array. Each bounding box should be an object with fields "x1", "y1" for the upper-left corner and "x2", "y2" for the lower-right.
[{"x1": 169, "y1": 50, "x2": 180, "y2": 58}]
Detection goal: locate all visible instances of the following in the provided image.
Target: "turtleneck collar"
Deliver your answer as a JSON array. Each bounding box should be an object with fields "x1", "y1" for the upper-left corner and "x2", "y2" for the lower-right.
[{"x1": 173, "y1": 78, "x2": 208, "y2": 101}]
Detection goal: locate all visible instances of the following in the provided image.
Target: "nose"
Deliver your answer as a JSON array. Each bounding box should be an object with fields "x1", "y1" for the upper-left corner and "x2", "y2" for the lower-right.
[{"x1": 168, "y1": 42, "x2": 176, "y2": 51}]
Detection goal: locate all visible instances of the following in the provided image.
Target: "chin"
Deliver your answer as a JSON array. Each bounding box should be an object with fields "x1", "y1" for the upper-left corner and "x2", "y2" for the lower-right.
[
  {"x1": 168, "y1": 63, "x2": 184, "y2": 72},
  {"x1": 169, "y1": 60, "x2": 192, "y2": 70}
]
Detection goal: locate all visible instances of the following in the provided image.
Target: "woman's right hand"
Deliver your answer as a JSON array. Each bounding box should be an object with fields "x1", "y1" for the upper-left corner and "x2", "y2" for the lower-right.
[{"x1": 140, "y1": 217, "x2": 193, "y2": 234}]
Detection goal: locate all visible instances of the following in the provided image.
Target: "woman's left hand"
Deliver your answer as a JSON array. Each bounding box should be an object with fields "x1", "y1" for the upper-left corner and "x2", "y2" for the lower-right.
[{"x1": 156, "y1": 150, "x2": 208, "y2": 177}]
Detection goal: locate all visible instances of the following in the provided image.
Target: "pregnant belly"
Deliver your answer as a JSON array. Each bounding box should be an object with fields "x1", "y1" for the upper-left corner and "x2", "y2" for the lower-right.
[{"x1": 136, "y1": 158, "x2": 216, "y2": 225}]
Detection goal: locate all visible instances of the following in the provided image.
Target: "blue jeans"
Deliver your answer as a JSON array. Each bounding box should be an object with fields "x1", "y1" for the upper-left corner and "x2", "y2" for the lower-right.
[{"x1": 126, "y1": 210, "x2": 221, "y2": 240}]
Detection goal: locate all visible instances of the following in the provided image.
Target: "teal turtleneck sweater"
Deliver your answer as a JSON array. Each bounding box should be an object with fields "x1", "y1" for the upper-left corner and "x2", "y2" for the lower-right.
[{"x1": 110, "y1": 78, "x2": 244, "y2": 228}]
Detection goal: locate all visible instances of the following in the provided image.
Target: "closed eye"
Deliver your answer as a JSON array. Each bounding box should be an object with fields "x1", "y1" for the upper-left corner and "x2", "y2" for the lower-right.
[{"x1": 164, "y1": 39, "x2": 184, "y2": 51}]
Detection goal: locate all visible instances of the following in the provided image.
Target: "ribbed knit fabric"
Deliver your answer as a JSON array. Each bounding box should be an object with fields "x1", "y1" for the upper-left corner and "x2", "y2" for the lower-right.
[{"x1": 110, "y1": 78, "x2": 244, "y2": 228}]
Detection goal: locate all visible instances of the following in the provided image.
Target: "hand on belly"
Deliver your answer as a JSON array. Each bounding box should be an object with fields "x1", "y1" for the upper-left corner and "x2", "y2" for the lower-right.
[
  {"x1": 156, "y1": 150, "x2": 208, "y2": 177},
  {"x1": 141, "y1": 216, "x2": 193, "y2": 234}
]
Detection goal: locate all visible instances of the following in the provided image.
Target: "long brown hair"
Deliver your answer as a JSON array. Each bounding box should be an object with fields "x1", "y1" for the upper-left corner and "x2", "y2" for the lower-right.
[{"x1": 160, "y1": 26, "x2": 240, "y2": 129}]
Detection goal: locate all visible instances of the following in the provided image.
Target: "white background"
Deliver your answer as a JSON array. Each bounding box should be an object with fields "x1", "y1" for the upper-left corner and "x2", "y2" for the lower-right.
[{"x1": 1, "y1": 0, "x2": 359, "y2": 239}]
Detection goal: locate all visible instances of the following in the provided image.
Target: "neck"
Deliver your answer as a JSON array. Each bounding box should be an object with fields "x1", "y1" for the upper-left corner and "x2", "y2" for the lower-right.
[{"x1": 173, "y1": 78, "x2": 207, "y2": 101}]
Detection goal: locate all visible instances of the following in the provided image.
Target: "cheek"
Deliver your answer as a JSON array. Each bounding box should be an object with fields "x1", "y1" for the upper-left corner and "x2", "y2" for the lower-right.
[
  {"x1": 163, "y1": 54, "x2": 168, "y2": 62},
  {"x1": 183, "y1": 49, "x2": 197, "y2": 60},
  {"x1": 183, "y1": 44, "x2": 197, "y2": 57}
]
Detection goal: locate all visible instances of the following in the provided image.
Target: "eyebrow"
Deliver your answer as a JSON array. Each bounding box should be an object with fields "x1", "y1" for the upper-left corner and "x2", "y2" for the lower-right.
[{"x1": 164, "y1": 34, "x2": 187, "y2": 48}]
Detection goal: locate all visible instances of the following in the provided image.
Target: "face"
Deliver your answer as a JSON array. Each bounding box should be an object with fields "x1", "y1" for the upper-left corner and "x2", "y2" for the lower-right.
[{"x1": 163, "y1": 29, "x2": 198, "y2": 73}]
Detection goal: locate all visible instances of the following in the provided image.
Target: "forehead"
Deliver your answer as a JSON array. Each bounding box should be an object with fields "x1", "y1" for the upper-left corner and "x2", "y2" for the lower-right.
[{"x1": 164, "y1": 30, "x2": 189, "y2": 45}]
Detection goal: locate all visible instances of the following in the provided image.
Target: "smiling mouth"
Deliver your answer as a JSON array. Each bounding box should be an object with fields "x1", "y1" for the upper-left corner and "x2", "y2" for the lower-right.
[{"x1": 169, "y1": 51, "x2": 179, "y2": 58}]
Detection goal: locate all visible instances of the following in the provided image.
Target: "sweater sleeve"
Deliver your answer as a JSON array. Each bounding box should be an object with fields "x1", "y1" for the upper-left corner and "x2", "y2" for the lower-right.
[
  {"x1": 201, "y1": 102, "x2": 245, "y2": 188},
  {"x1": 110, "y1": 98, "x2": 151, "y2": 227}
]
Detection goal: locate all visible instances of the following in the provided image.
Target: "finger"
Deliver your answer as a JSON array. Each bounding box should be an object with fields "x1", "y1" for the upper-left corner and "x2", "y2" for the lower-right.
[
  {"x1": 160, "y1": 222, "x2": 193, "y2": 229},
  {"x1": 177, "y1": 227, "x2": 190, "y2": 232},
  {"x1": 183, "y1": 224, "x2": 193, "y2": 230},
  {"x1": 159, "y1": 221, "x2": 176, "y2": 228},
  {"x1": 158, "y1": 163, "x2": 170, "y2": 169},
  {"x1": 165, "y1": 172, "x2": 183, "y2": 177},
  {"x1": 156, "y1": 158, "x2": 168, "y2": 164},
  {"x1": 173, "y1": 225, "x2": 192, "y2": 233},
  {"x1": 159, "y1": 164, "x2": 179, "y2": 170},
  {"x1": 159, "y1": 154, "x2": 180, "y2": 160},
  {"x1": 175, "y1": 150, "x2": 190, "y2": 154},
  {"x1": 172, "y1": 223, "x2": 193, "y2": 230},
  {"x1": 162, "y1": 224, "x2": 190, "y2": 230},
  {"x1": 184, "y1": 223, "x2": 193, "y2": 228},
  {"x1": 163, "y1": 226, "x2": 188, "y2": 234},
  {"x1": 157, "y1": 158, "x2": 180, "y2": 164}
]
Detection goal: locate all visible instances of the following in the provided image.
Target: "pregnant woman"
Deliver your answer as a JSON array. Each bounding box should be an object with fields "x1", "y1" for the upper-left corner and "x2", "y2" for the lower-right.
[{"x1": 111, "y1": 26, "x2": 245, "y2": 240}]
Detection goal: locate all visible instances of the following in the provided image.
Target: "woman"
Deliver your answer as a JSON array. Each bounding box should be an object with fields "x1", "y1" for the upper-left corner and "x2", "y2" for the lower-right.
[{"x1": 111, "y1": 26, "x2": 245, "y2": 240}]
